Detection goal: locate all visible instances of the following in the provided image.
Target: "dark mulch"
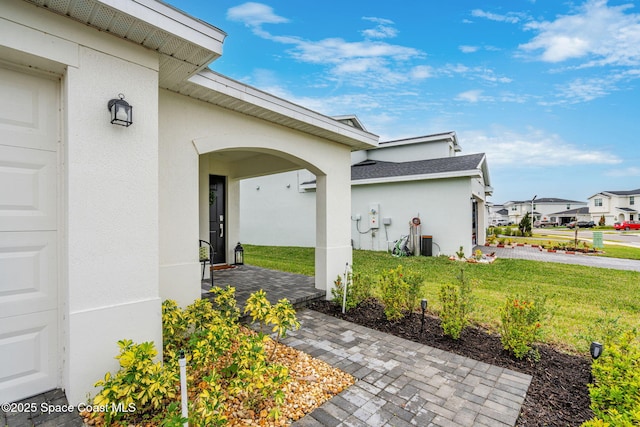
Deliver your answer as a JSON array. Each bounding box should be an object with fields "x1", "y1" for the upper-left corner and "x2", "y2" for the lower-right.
[{"x1": 309, "y1": 299, "x2": 593, "y2": 427}]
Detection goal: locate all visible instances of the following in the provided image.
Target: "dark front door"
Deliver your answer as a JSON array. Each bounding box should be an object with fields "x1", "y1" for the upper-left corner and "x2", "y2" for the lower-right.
[{"x1": 209, "y1": 175, "x2": 226, "y2": 264}]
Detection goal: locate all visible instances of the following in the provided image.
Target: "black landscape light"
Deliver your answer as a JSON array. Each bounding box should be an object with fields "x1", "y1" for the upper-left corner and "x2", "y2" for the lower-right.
[
  {"x1": 420, "y1": 298, "x2": 427, "y2": 337},
  {"x1": 590, "y1": 341, "x2": 603, "y2": 360}
]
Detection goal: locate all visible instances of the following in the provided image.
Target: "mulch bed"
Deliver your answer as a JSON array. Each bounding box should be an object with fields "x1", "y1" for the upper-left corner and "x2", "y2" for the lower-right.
[{"x1": 309, "y1": 299, "x2": 594, "y2": 427}]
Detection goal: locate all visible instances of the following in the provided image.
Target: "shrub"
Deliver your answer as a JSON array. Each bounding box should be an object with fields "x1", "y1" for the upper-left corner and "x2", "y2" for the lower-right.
[
  {"x1": 331, "y1": 272, "x2": 373, "y2": 311},
  {"x1": 582, "y1": 329, "x2": 640, "y2": 427},
  {"x1": 500, "y1": 291, "x2": 549, "y2": 360},
  {"x1": 91, "y1": 290, "x2": 298, "y2": 426},
  {"x1": 438, "y1": 268, "x2": 474, "y2": 340},
  {"x1": 93, "y1": 340, "x2": 178, "y2": 425},
  {"x1": 519, "y1": 212, "x2": 532, "y2": 237},
  {"x1": 378, "y1": 266, "x2": 409, "y2": 321}
]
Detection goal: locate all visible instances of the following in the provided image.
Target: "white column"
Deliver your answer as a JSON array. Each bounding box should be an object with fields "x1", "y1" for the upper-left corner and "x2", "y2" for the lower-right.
[{"x1": 315, "y1": 165, "x2": 353, "y2": 299}]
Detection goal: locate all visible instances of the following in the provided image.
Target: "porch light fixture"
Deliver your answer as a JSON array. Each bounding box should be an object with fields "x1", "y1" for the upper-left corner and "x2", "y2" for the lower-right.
[
  {"x1": 590, "y1": 341, "x2": 603, "y2": 360},
  {"x1": 234, "y1": 242, "x2": 244, "y2": 265},
  {"x1": 107, "y1": 93, "x2": 133, "y2": 127}
]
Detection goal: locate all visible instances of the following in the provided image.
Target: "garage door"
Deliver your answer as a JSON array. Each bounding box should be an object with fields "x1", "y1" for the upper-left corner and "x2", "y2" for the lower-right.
[{"x1": 0, "y1": 65, "x2": 60, "y2": 402}]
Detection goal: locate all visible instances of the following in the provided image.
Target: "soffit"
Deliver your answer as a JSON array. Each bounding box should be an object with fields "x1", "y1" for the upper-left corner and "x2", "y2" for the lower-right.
[{"x1": 23, "y1": 0, "x2": 225, "y2": 89}]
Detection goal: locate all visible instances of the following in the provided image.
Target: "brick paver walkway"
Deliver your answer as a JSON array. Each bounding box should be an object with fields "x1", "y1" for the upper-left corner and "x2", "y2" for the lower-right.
[{"x1": 285, "y1": 309, "x2": 531, "y2": 427}]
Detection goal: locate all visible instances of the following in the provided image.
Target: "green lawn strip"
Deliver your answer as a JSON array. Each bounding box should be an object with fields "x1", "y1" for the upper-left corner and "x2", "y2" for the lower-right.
[{"x1": 242, "y1": 245, "x2": 640, "y2": 353}]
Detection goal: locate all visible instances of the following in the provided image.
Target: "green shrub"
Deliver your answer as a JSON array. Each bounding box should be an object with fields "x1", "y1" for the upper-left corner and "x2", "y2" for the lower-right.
[
  {"x1": 582, "y1": 330, "x2": 640, "y2": 427},
  {"x1": 92, "y1": 290, "x2": 297, "y2": 426},
  {"x1": 500, "y1": 291, "x2": 549, "y2": 360},
  {"x1": 93, "y1": 340, "x2": 178, "y2": 425},
  {"x1": 332, "y1": 271, "x2": 376, "y2": 312},
  {"x1": 438, "y1": 268, "x2": 473, "y2": 339},
  {"x1": 378, "y1": 266, "x2": 409, "y2": 321}
]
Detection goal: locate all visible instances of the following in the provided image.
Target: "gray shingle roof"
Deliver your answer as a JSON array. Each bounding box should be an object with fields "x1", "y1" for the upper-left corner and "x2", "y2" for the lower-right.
[
  {"x1": 351, "y1": 153, "x2": 485, "y2": 181},
  {"x1": 605, "y1": 188, "x2": 640, "y2": 196}
]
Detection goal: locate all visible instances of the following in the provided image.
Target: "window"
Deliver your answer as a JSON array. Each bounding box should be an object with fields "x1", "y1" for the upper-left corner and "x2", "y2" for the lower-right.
[
  {"x1": 631, "y1": 196, "x2": 635, "y2": 205},
  {"x1": 594, "y1": 198, "x2": 603, "y2": 207}
]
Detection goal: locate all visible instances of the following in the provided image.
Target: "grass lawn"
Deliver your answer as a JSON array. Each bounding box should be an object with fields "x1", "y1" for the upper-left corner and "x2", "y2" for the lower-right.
[
  {"x1": 495, "y1": 234, "x2": 640, "y2": 260},
  {"x1": 243, "y1": 244, "x2": 640, "y2": 354}
]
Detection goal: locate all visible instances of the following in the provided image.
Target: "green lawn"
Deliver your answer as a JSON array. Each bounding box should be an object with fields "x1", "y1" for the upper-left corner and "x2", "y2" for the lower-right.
[{"x1": 243, "y1": 244, "x2": 640, "y2": 354}]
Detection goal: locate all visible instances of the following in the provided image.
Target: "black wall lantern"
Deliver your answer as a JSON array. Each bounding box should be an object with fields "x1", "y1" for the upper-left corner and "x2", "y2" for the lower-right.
[
  {"x1": 108, "y1": 93, "x2": 133, "y2": 127},
  {"x1": 234, "y1": 242, "x2": 244, "y2": 265}
]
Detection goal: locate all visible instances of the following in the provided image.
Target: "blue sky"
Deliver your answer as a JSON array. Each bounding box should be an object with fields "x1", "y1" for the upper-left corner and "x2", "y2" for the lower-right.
[{"x1": 167, "y1": 0, "x2": 640, "y2": 203}]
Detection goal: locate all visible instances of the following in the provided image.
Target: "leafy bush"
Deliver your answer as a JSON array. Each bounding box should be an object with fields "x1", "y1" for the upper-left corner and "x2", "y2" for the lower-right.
[
  {"x1": 331, "y1": 272, "x2": 374, "y2": 312},
  {"x1": 582, "y1": 329, "x2": 640, "y2": 427},
  {"x1": 90, "y1": 290, "x2": 299, "y2": 426},
  {"x1": 378, "y1": 266, "x2": 409, "y2": 321},
  {"x1": 438, "y1": 268, "x2": 474, "y2": 340},
  {"x1": 500, "y1": 291, "x2": 549, "y2": 360},
  {"x1": 93, "y1": 340, "x2": 178, "y2": 425}
]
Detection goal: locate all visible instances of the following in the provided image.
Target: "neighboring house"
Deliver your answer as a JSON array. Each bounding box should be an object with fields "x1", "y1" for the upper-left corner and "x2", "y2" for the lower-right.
[
  {"x1": 488, "y1": 203, "x2": 510, "y2": 224},
  {"x1": 549, "y1": 207, "x2": 591, "y2": 224},
  {"x1": 0, "y1": 0, "x2": 378, "y2": 404},
  {"x1": 503, "y1": 198, "x2": 587, "y2": 225},
  {"x1": 240, "y1": 130, "x2": 492, "y2": 256},
  {"x1": 588, "y1": 189, "x2": 640, "y2": 225}
]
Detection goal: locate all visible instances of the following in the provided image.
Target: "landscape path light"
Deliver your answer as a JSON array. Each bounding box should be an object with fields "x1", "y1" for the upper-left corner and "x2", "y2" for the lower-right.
[{"x1": 420, "y1": 298, "x2": 427, "y2": 337}]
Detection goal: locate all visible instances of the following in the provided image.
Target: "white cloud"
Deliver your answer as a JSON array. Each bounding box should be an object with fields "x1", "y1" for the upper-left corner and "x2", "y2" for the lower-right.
[
  {"x1": 361, "y1": 17, "x2": 398, "y2": 39},
  {"x1": 227, "y1": 2, "x2": 289, "y2": 27},
  {"x1": 605, "y1": 166, "x2": 640, "y2": 177},
  {"x1": 456, "y1": 90, "x2": 484, "y2": 103},
  {"x1": 460, "y1": 45, "x2": 479, "y2": 53},
  {"x1": 461, "y1": 127, "x2": 622, "y2": 167},
  {"x1": 519, "y1": 0, "x2": 640, "y2": 66},
  {"x1": 540, "y1": 69, "x2": 640, "y2": 105},
  {"x1": 471, "y1": 9, "x2": 522, "y2": 24}
]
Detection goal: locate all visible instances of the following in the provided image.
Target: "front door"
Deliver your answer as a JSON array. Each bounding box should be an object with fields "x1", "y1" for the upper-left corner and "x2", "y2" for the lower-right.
[{"x1": 209, "y1": 175, "x2": 226, "y2": 264}]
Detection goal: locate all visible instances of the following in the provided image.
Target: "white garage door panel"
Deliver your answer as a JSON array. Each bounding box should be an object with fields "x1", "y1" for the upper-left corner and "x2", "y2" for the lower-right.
[
  {"x1": 0, "y1": 64, "x2": 59, "y2": 403},
  {"x1": 0, "y1": 310, "x2": 58, "y2": 403},
  {"x1": 0, "y1": 67, "x2": 59, "y2": 152},
  {"x1": 0, "y1": 231, "x2": 57, "y2": 317},
  {"x1": 0, "y1": 145, "x2": 57, "y2": 232}
]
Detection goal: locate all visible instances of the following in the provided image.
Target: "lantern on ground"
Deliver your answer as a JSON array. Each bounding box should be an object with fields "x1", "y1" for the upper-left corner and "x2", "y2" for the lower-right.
[{"x1": 234, "y1": 242, "x2": 244, "y2": 265}]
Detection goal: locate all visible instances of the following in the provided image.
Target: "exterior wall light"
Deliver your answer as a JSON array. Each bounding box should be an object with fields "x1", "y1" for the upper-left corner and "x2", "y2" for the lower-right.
[{"x1": 108, "y1": 93, "x2": 133, "y2": 127}]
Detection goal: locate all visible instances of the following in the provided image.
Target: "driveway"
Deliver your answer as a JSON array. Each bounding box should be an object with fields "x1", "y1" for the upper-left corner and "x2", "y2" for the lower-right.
[{"x1": 476, "y1": 245, "x2": 640, "y2": 272}]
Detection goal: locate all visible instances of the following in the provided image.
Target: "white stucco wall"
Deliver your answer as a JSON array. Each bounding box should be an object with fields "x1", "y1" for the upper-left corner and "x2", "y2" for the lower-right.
[
  {"x1": 240, "y1": 172, "x2": 317, "y2": 246},
  {"x1": 159, "y1": 89, "x2": 354, "y2": 300},
  {"x1": 66, "y1": 45, "x2": 161, "y2": 405},
  {"x1": 367, "y1": 139, "x2": 453, "y2": 163},
  {"x1": 351, "y1": 178, "x2": 476, "y2": 256},
  {"x1": 239, "y1": 171, "x2": 481, "y2": 257},
  {"x1": 1, "y1": 1, "x2": 162, "y2": 404}
]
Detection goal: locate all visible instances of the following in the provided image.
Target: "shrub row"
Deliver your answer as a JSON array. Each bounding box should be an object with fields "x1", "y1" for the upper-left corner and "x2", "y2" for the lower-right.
[
  {"x1": 88, "y1": 286, "x2": 299, "y2": 426},
  {"x1": 334, "y1": 265, "x2": 549, "y2": 360}
]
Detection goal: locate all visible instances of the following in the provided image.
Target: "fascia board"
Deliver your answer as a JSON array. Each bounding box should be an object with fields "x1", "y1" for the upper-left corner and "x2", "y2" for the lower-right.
[
  {"x1": 351, "y1": 169, "x2": 481, "y2": 186},
  {"x1": 189, "y1": 71, "x2": 379, "y2": 148},
  {"x1": 98, "y1": 0, "x2": 226, "y2": 50}
]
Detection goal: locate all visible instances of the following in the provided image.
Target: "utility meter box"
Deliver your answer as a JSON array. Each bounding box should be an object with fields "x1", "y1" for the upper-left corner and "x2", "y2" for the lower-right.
[{"x1": 369, "y1": 204, "x2": 380, "y2": 229}]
